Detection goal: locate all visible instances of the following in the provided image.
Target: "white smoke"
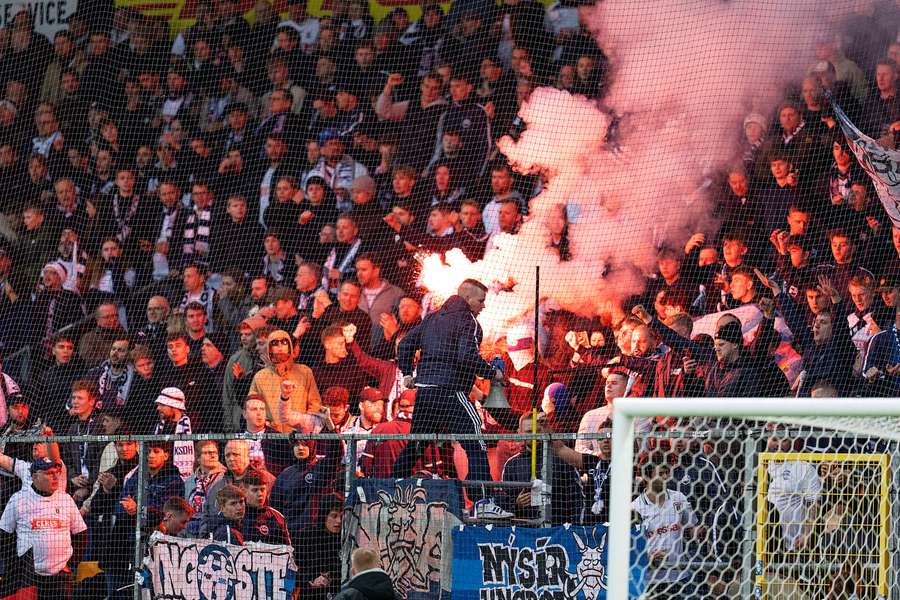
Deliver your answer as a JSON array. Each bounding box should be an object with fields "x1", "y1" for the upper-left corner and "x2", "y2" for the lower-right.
[{"x1": 422, "y1": 0, "x2": 853, "y2": 337}]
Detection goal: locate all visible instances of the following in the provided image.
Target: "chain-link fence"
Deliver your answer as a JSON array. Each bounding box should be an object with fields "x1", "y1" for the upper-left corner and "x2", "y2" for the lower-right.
[{"x1": 2, "y1": 426, "x2": 897, "y2": 599}]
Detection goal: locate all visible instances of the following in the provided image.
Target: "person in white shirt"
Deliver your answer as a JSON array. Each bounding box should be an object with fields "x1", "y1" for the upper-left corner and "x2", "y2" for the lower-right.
[
  {"x1": 482, "y1": 163, "x2": 524, "y2": 236},
  {"x1": 575, "y1": 368, "x2": 650, "y2": 456},
  {"x1": 765, "y1": 435, "x2": 822, "y2": 552},
  {"x1": 0, "y1": 458, "x2": 87, "y2": 599},
  {"x1": 277, "y1": 0, "x2": 320, "y2": 53},
  {"x1": 632, "y1": 454, "x2": 698, "y2": 594}
]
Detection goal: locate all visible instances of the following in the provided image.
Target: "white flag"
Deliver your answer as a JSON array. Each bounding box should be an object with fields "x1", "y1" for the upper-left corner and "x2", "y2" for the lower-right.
[{"x1": 832, "y1": 98, "x2": 900, "y2": 229}]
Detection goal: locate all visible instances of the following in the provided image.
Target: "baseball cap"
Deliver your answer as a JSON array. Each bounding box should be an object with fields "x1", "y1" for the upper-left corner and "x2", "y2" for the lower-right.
[
  {"x1": 31, "y1": 457, "x2": 62, "y2": 474},
  {"x1": 155, "y1": 387, "x2": 186, "y2": 411},
  {"x1": 715, "y1": 321, "x2": 743, "y2": 345},
  {"x1": 743, "y1": 112, "x2": 767, "y2": 130},
  {"x1": 318, "y1": 128, "x2": 343, "y2": 146},
  {"x1": 879, "y1": 271, "x2": 900, "y2": 291},
  {"x1": 360, "y1": 387, "x2": 384, "y2": 403}
]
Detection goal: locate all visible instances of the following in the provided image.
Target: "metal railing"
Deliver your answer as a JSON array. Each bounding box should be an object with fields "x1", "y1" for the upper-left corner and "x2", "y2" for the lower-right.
[{"x1": 3, "y1": 428, "x2": 895, "y2": 600}]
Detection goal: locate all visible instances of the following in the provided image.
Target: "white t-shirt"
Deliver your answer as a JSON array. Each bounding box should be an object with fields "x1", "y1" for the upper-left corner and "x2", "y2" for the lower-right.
[
  {"x1": 0, "y1": 484, "x2": 87, "y2": 576},
  {"x1": 575, "y1": 406, "x2": 650, "y2": 456},
  {"x1": 632, "y1": 489, "x2": 697, "y2": 583},
  {"x1": 766, "y1": 460, "x2": 822, "y2": 549}
]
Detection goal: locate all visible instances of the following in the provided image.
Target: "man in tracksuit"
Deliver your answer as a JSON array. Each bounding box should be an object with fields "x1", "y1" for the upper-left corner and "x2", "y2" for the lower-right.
[{"x1": 392, "y1": 279, "x2": 512, "y2": 519}]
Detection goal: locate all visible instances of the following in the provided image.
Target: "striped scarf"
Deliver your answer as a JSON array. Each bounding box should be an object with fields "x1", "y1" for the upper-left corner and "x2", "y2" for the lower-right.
[{"x1": 182, "y1": 206, "x2": 212, "y2": 267}]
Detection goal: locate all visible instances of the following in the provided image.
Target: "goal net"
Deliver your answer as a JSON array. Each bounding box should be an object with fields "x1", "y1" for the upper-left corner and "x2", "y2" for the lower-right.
[{"x1": 608, "y1": 398, "x2": 900, "y2": 600}]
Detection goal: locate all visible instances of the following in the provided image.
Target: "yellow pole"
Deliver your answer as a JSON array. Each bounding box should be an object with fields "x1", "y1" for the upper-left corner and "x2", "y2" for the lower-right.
[
  {"x1": 531, "y1": 407, "x2": 538, "y2": 479},
  {"x1": 531, "y1": 266, "x2": 540, "y2": 480}
]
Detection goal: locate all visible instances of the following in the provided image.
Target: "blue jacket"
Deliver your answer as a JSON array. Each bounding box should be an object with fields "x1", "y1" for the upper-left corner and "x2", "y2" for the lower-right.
[
  {"x1": 863, "y1": 326, "x2": 900, "y2": 396},
  {"x1": 500, "y1": 447, "x2": 582, "y2": 524},
  {"x1": 777, "y1": 292, "x2": 856, "y2": 396},
  {"x1": 118, "y1": 463, "x2": 183, "y2": 520},
  {"x1": 397, "y1": 295, "x2": 495, "y2": 392},
  {"x1": 269, "y1": 439, "x2": 342, "y2": 533}
]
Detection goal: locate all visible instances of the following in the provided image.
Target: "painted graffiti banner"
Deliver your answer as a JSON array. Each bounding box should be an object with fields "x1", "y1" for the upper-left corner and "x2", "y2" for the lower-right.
[
  {"x1": 450, "y1": 525, "x2": 647, "y2": 600},
  {"x1": 343, "y1": 478, "x2": 463, "y2": 600},
  {"x1": 140, "y1": 532, "x2": 297, "y2": 600}
]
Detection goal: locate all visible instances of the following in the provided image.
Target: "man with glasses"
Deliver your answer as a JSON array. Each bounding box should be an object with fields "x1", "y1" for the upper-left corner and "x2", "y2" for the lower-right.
[{"x1": 249, "y1": 329, "x2": 321, "y2": 433}]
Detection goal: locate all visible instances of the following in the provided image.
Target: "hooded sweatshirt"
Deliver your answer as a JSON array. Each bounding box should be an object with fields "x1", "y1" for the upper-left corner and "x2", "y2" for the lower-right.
[{"x1": 249, "y1": 329, "x2": 322, "y2": 432}]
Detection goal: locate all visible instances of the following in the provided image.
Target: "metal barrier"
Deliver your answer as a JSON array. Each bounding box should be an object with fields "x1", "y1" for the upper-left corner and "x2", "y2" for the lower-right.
[{"x1": 3, "y1": 428, "x2": 896, "y2": 600}]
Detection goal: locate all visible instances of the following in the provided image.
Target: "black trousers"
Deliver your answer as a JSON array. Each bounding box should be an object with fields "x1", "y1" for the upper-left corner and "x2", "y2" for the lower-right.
[
  {"x1": 392, "y1": 386, "x2": 492, "y2": 500},
  {"x1": 22, "y1": 569, "x2": 74, "y2": 600}
]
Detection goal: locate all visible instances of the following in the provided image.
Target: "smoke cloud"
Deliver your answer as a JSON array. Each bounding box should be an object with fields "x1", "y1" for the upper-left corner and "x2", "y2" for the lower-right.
[{"x1": 422, "y1": 0, "x2": 853, "y2": 337}]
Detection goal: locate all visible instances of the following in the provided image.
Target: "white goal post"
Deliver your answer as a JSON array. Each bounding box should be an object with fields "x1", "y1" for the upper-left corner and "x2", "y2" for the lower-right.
[{"x1": 607, "y1": 396, "x2": 900, "y2": 600}]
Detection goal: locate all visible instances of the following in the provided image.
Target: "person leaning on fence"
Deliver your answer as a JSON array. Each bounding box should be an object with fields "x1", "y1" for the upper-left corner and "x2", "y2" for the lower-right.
[
  {"x1": 236, "y1": 468, "x2": 291, "y2": 546},
  {"x1": 332, "y1": 548, "x2": 398, "y2": 600},
  {"x1": 391, "y1": 279, "x2": 513, "y2": 520},
  {"x1": 0, "y1": 457, "x2": 87, "y2": 600},
  {"x1": 200, "y1": 439, "x2": 276, "y2": 535},
  {"x1": 206, "y1": 484, "x2": 247, "y2": 545},
  {"x1": 155, "y1": 497, "x2": 195, "y2": 537},
  {"x1": 269, "y1": 404, "x2": 343, "y2": 533}
]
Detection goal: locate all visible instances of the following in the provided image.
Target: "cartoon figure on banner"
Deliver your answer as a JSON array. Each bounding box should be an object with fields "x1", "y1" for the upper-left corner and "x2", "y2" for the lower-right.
[
  {"x1": 347, "y1": 484, "x2": 447, "y2": 599},
  {"x1": 197, "y1": 544, "x2": 238, "y2": 600},
  {"x1": 571, "y1": 531, "x2": 608, "y2": 600}
]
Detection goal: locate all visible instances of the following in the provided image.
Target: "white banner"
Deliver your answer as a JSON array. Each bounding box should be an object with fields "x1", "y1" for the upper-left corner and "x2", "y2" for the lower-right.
[
  {"x1": 0, "y1": 1, "x2": 76, "y2": 37},
  {"x1": 141, "y1": 533, "x2": 297, "y2": 600},
  {"x1": 832, "y1": 96, "x2": 900, "y2": 230}
]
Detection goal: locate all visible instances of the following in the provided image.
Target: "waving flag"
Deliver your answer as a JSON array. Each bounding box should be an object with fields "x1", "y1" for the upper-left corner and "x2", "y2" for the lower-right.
[{"x1": 831, "y1": 98, "x2": 900, "y2": 229}]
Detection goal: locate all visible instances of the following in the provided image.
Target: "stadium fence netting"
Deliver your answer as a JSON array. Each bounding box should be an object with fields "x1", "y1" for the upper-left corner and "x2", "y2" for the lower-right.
[{"x1": 2, "y1": 0, "x2": 900, "y2": 598}]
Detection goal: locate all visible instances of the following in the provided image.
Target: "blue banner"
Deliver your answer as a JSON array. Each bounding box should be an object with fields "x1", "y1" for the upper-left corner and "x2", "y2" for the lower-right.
[{"x1": 450, "y1": 524, "x2": 646, "y2": 600}]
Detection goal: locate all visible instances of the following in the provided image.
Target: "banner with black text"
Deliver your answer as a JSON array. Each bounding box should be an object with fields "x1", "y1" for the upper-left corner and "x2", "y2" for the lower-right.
[
  {"x1": 450, "y1": 524, "x2": 647, "y2": 600},
  {"x1": 140, "y1": 532, "x2": 297, "y2": 600}
]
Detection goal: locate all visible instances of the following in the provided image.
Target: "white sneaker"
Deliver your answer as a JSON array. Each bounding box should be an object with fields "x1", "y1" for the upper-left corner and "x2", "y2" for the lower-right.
[{"x1": 473, "y1": 498, "x2": 514, "y2": 520}]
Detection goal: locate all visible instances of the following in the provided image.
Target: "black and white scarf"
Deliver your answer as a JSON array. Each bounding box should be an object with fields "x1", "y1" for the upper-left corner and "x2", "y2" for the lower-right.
[
  {"x1": 93, "y1": 361, "x2": 135, "y2": 411},
  {"x1": 182, "y1": 206, "x2": 212, "y2": 266},
  {"x1": 322, "y1": 239, "x2": 362, "y2": 291},
  {"x1": 112, "y1": 193, "x2": 142, "y2": 243}
]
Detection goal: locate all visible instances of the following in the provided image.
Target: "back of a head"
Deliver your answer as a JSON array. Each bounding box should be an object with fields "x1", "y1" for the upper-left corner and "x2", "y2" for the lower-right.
[
  {"x1": 351, "y1": 547, "x2": 381, "y2": 575},
  {"x1": 457, "y1": 278, "x2": 487, "y2": 298}
]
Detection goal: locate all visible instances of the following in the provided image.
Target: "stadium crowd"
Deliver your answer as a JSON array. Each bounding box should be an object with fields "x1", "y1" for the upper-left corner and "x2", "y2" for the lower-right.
[{"x1": 0, "y1": 0, "x2": 899, "y2": 598}]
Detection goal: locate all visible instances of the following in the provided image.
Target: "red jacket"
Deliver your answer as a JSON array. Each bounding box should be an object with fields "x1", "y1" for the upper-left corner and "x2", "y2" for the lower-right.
[
  {"x1": 502, "y1": 354, "x2": 550, "y2": 413},
  {"x1": 361, "y1": 415, "x2": 440, "y2": 477}
]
